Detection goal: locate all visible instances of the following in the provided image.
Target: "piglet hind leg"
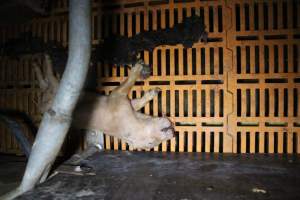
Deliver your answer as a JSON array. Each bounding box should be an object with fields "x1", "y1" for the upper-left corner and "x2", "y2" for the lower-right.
[
  {"x1": 110, "y1": 60, "x2": 151, "y2": 96},
  {"x1": 110, "y1": 61, "x2": 145, "y2": 96}
]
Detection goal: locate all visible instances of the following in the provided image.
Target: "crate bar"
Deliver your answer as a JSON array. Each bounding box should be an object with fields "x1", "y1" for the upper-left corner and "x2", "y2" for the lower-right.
[
  {"x1": 259, "y1": 132, "x2": 265, "y2": 153},
  {"x1": 179, "y1": 131, "x2": 184, "y2": 152},
  {"x1": 205, "y1": 132, "x2": 210, "y2": 152},
  {"x1": 188, "y1": 131, "x2": 193, "y2": 152},
  {"x1": 269, "y1": 132, "x2": 274, "y2": 153},
  {"x1": 170, "y1": 89, "x2": 176, "y2": 151},
  {"x1": 196, "y1": 131, "x2": 202, "y2": 152},
  {"x1": 162, "y1": 89, "x2": 167, "y2": 152},
  {"x1": 278, "y1": 131, "x2": 283, "y2": 153},
  {"x1": 278, "y1": 88, "x2": 284, "y2": 117},
  {"x1": 287, "y1": 132, "x2": 293, "y2": 154}
]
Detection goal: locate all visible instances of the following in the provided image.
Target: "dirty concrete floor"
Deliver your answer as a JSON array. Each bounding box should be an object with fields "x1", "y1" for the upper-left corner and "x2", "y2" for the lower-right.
[{"x1": 1, "y1": 152, "x2": 300, "y2": 200}]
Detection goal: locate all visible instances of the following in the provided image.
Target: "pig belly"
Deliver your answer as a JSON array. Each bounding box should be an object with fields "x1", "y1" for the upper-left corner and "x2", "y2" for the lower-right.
[{"x1": 73, "y1": 94, "x2": 140, "y2": 139}]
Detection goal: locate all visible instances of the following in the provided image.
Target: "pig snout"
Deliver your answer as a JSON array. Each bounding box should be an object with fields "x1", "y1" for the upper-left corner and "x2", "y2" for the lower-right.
[{"x1": 158, "y1": 117, "x2": 175, "y2": 139}]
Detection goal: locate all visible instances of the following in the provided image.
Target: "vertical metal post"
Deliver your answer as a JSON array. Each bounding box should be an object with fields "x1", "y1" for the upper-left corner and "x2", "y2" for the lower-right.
[{"x1": 1, "y1": 0, "x2": 91, "y2": 199}]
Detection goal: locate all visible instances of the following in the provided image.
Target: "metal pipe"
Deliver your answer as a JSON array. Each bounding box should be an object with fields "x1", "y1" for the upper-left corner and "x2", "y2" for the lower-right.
[{"x1": 1, "y1": 0, "x2": 91, "y2": 199}]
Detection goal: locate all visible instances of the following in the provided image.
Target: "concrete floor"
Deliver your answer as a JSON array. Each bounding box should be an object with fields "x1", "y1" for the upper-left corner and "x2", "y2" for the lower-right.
[{"x1": 1, "y1": 152, "x2": 300, "y2": 200}]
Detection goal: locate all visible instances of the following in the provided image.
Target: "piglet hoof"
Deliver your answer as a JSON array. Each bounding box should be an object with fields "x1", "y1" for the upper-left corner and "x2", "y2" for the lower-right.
[
  {"x1": 149, "y1": 87, "x2": 161, "y2": 96},
  {"x1": 140, "y1": 64, "x2": 152, "y2": 79},
  {"x1": 136, "y1": 59, "x2": 152, "y2": 79},
  {"x1": 153, "y1": 87, "x2": 162, "y2": 93}
]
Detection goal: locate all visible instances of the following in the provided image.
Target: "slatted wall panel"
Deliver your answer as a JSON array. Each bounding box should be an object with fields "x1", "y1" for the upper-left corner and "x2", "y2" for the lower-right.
[
  {"x1": 0, "y1": 0, "x2": 299, "y2": 154},
  {"x1": 227, "y1": 0, "x2": 300, "y2": 154}
]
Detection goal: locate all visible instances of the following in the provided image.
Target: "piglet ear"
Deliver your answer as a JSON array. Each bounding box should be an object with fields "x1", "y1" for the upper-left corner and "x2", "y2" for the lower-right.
[{"x1": 162, "y1": 113, "x2": 166, "y2": 117}]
